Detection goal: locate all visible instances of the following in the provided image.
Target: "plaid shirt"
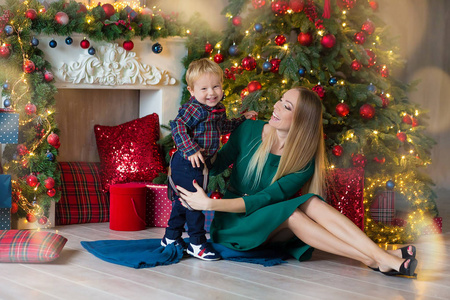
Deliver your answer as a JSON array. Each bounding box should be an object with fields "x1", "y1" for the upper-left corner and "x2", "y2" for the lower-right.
[{"x1": 171, "y1": 97, "x2": 245, "y2": 160}]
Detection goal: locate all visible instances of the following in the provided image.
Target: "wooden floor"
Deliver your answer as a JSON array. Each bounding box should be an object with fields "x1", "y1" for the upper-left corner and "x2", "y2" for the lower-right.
[{"x1": 0, "y1": 220, "x2": 448, "y2": 300}]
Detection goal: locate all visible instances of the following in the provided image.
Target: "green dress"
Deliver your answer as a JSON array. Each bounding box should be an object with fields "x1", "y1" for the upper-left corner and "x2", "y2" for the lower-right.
[{"x1": 210, "y1": 119, "x2": 319, "y2": 261}]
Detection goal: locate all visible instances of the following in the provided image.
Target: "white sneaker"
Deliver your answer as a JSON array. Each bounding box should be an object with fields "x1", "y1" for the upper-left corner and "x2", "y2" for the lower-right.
[{"x1": 187, "y1": 243, "x2": 221, "y2": 261}]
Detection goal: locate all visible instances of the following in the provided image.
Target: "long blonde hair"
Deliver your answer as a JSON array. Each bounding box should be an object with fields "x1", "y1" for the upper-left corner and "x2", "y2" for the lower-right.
[{"x1": 244, "y1": 87, "x2": 326, "y2": 197}]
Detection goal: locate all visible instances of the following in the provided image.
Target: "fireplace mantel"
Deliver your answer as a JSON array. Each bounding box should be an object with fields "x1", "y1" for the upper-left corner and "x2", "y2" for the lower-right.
[{"x1": 38, "y1": 33, "x2": 186, "y2": 126}]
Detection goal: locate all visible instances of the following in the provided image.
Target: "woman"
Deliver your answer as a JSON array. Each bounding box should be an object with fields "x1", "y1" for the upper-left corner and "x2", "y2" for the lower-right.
[{"x1": 176, "y1": 87, "x2": 417, "y2": 277}]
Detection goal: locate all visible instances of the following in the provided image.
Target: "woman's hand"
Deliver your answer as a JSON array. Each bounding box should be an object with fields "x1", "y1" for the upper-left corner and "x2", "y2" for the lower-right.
[{"x1": 177, "y1": 180, "x2": 212, "y2": 211}]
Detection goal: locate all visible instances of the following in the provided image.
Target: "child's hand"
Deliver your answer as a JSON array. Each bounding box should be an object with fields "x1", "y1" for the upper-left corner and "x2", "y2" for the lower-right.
[
  {"x1": 188, "y1": 150, "x2": 205, "y2": 168},
  {"x1": 243, "y1": 110, "x2": 258, "y2": 120}
]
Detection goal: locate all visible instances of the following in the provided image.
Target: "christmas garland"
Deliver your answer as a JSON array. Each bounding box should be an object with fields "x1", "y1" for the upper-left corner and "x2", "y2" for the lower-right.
[{"x1": 0, "y1": 0, "x2": 186, "y2": 225}]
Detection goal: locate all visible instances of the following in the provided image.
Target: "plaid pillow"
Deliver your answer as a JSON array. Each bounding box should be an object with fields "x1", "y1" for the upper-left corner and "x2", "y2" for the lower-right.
[
  {"x1": 0, "y1": 230, "x2": 67, "y2": 263},
  {"x1": 56, "y1": 162, "x2": 109, "y2": 225}
]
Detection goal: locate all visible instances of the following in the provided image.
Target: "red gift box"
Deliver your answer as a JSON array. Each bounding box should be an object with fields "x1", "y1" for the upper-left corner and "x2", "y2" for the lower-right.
[
  {"x1": 326, "y1": 168, "x2": 365, "y2": 230},
  {"x1": 370, "y1": 191, "x2": 395, "y2": 225},
  {"x1": 422, "y1": 217, "x2": 443, "y2": 235},
  {"x1": 145, "y1": 184, "x2": 172, "y2": 227}
]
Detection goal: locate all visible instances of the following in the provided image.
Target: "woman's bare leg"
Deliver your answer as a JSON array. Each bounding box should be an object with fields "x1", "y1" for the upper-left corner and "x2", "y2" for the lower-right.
[
  {"x1": 299, "y1": 197, "x2": 406, "y2": 271},
  {"x1": 266, "y1": 208, "x2": 377, "y2": 267}
]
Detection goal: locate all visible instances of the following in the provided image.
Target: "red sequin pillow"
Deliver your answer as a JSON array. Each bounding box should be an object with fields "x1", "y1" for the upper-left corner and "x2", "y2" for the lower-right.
[{"x1": 94, "y1": 114, "x2": 167, "y2": 192}]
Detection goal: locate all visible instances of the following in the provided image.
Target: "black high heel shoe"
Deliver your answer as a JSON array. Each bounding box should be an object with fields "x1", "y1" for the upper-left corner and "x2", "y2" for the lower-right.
[
  {"x1": 381, "y1": 258, "x2": 418, "y2": 278},
  {"x1": 399, "y1": 245, "x2": 416, "y2": 259}
]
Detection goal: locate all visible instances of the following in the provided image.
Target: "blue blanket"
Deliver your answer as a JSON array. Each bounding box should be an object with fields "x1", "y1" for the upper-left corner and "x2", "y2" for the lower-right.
[{"x1": 81, "y1": 239, "x2": 287, "y2": 269}]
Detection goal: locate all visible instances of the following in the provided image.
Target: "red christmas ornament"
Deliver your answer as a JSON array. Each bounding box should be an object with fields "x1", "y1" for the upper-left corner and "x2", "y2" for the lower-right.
[
  {"x1": 44, "y1": 70, "x2": 53, "y2": 82},
  {"x1": 351, "y1": 60, "x2": 362, "y2": 71},
  {"x1": 240, "y1": 88, "x2": 249, "y2": 99},
  {"x1": 55, "y1": 12, "x2": 69, "y2": 25},
  {"x1": 374, "y1": 156, "x2": 385, "y2": 164},
  {"x1": 336, "y1": 0, "x2": 356, "y2": 10},
  {"x1": 27, "y1": 174, "x2": 39, "y2": 187},
  {"x1": 47, "y1": 132, "x2": 60, "y2": 147},
  {"x1": 17, "y1": 144, "x2": 28, "y2": 156},
  {"x1": 312, "y1": 84, "x2": 325, "y2": 99},
  {"x1": 221, "y1": 133, "x2": 231, "y2": 144},
  {"x1": 297, "y1": 32, "x2": 313, "y2": 46},
  {"x1": 26, "y1": 213, "x2": 37, "y2": 223},
  {"x1": 11, "y1": 202, "x2": 18, "y2": 214},
  {"x1": 397, "y1": 132, "x2": 407, "y2": 142},
  {"x1": 380, "y1": 94, "x2": 389, "y2": 108},
  {"x1": 102, "y1": 3, "x2": 116, "y2": 18},
  {"x1": 214, "y1": 53, "x2": 224, "y2": 64},
  {"x1": 361, "y1": 20, "x2": 375, "y2": 35},
  {"x1": 47, "y1": 188, "x2": 56, "y2": 197},
  {"x1": 169, "y1": 148, "x2": 177, "y2": 157},
  {"x1": 411, "y1": 117, "x2": 419, "y2": 128},
  {"x1": 232, "y1": 16, "x2": 242, "y2": 26},
  {"x1": 354, "y1": 31, "x2": 366, "y2": 45},
  {"x1": 377, "y1": 64, "x2": 389, "y2": 78},
  {"x1": 369, "y1": 1, "x2": 378, "y2": 11},
  {"x1": 352, "y1": 153, "x2": 367, "y2": 168},
  {"x1": 275, "y1": 34, "x2": 287, "y2": 46},
  {"x1": 0, "y1": 45, "x2": 10, "y2": 58},
  {"x1": 332, "y1": 145, "x2": 343, "y2": 157},
  {"x1": 25, "y1": 9, "x2": 37, "y2": 20},
  {"x1": 321, "y1": 34, "x2": 336, "y2": 48},
  {"x1": 336, "y1": 103, "x2": 350, "y2": 117},
  {"x1": 402, "y1": 114, "x2": 412, "y2": 124},
  {"x1": 205, "y1": 43, "x2": 213, "y2": 53},
  {"x1": 77, "y1": 3, "x2": 88, "y2": 13},
  {"x1": 252, "y1": 0, "x2": 266, "y2": 9},
  {"x1": 123, "y1": 40, "x2": 134, "y2": 51},
  {"x1": 247, "y1": 81, "x2": 262, "y2": 93},
  {"x1": 359, "y1": 104, "x2": 375, "y2": 120},
  {"x1": 38, "y1": 216, "x2": 48, "y2": 225},
  {"x1": 271, "y1": 0, "x2": 289, "y2": 15},
  {"x1": 270, "y1": 58, "x2": 281, "y2": 73},
  {"x1": 44, "y1": 177, "x2": 55, "y2": 189},
  {"x1": 210, "y1": 191, "x2": 223, "y2": 199},
  {"x1": 242, "y1": 56, "x2": 257, "y2": 71},
  {"x1": 365, "y1": 49, "x2": 376, "y2": 67},
  {"x1": 25, "y1": 103, "x2": 37, "y2": 115},
  {"x1": 289, "y1": 0, "x2": 305, "y2": 13},
  {"x1": 80, "y1": 39, "x2": 90, "y2": 49},
  {"x1": 23, "y1": 59, "x2": 35, "y2": 73}
]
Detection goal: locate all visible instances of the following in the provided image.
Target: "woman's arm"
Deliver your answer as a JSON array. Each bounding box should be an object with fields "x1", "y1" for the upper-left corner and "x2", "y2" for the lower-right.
[{"x1": 177, "y1": 181, "x2": 246, "y2": 213}]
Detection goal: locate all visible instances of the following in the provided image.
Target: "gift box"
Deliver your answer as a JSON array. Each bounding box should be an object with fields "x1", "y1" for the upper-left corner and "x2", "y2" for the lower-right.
[
  {"x1": 327, "y1": 168, "x2": 365, "y2": 230},
  {"x1": 145, "y1": 184, "x2": 215, "y2": 232},
  {"x1": 422, "y1": 217, "x2": 443, "y2": 235},
  {"x1": 370, "y1": 191, "x2": 395, "y2": 225},
  {"x1": 145, "y1": 184, "x2": 172, "y2": 227},
  {"x1": 0, "y1": 112, "x2": 19, "y2": 144},
  {"x1": 0, "y1": 174, "x2": 12, "y2": 230}
]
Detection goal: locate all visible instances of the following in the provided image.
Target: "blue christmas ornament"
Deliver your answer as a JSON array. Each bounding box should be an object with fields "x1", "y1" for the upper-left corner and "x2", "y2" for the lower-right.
[
  {"x1": 254, "y1": 23, "x2": 263, "y2": 32},
  {"x1": 228, "y1": 44, "x2": 239, "y2": 56},
  {"x1": 367, "y1": 83, "x2": 377, "y2": 93},
  {"x1": 49, "y1": 39, "x2": 57, "y2": 48},
  {"x1": 4, "y1": 25, "x2": 13, "y2": 35},
  {"x1": 3, "y1": 98, "x2": 11, "y2": 107},
  {"x1": 386, "y1": 180, "x2": 395, "y2": 190},
  {"x1": 262, "y1": 61, "x2": 272, "y2": 72},
  {"x1": 88, "y1": 47, "x2": 96, "y2": 55},
  {"x1": 298, "y1": 67, "x2": 306, "y2": 77},
  {"x1": 2, "y1": 82, "x2": 9, "y2": 90},
  {"x1": 65, "y1": 36, "x2": 73, "y2": 45},
  {"x1": 152, "y1": 42, "x2": 163, "y2": 54},
  {"x1": 46, "y1": 151, "x2": 55, "y2": 161},
  {"x1": 328, "y1": 77, "x2": 338, "y2": 86},
  {"x1": 31, "y1": 37, "x2": 39, "y2": 47}
]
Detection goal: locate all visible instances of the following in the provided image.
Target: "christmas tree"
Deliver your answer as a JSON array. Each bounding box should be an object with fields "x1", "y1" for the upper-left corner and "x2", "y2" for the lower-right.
[{"x1": 180, "y1": 0, "x2": 437, "y2": 243}]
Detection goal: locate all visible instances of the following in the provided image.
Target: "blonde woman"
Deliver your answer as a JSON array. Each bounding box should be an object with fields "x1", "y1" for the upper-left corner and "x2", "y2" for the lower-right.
[{"x1": 177, "y1": 87, "x2": 418, "y2": 277}]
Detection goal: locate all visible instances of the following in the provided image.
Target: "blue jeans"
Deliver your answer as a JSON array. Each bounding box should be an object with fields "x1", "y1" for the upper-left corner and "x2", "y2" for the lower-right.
[{"x1": 165, "y1": 151, "x2": 207, "y2": 245}]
